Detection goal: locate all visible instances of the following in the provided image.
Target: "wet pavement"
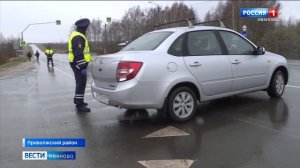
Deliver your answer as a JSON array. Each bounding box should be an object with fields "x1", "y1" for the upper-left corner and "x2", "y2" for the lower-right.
[{"x1": 1, "y1": 45, "x2": 300, "y2": 168}]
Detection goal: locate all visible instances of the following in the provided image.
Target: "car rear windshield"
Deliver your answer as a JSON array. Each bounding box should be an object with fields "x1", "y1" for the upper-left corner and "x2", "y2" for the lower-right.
[{"x1": 121, "y1": 31, "x2": 173, "y2": 51}]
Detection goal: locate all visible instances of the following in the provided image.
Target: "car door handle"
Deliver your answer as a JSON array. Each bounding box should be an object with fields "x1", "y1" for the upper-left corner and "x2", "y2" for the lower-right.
[
  {"x1": 232, "y1": 60, "x2": 241, "y2": 64},
  {"x1": 189, "y1": 62, "x2": 202, "y2": 67}
]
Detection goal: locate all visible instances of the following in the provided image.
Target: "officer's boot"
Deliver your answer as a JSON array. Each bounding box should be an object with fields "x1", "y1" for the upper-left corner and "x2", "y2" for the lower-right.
[
  {"x1": 76, "y1": 104, "x2": 91, "y2": 112},
  {"x1": 74, "y1": 99, "x2": 88, "y2": 106}
]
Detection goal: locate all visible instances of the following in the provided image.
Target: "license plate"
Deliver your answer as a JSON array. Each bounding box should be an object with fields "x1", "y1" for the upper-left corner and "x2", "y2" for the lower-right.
[{"x1": 98, "y1": 94, "x2": 110, "y2": 104}]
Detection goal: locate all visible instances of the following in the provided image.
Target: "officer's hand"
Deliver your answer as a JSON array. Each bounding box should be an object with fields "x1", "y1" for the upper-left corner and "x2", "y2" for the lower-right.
[
  {"x1": 80, "y1": 69, "x2": 87, "y2": 75},
  {"x1": 76, "y1": 62, "x2": 87, "y2": 70}
]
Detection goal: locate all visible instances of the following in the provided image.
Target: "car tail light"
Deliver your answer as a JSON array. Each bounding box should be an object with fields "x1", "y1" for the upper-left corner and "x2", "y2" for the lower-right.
[{"x1": 116, "y1": 61, "x2": 143, "y2": 82}]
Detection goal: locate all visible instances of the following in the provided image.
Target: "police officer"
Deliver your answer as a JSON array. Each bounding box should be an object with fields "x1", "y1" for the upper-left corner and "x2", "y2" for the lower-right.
[
  {"x1": 45, "y1": 47, "x2": 54, "y2": 66},
  {"x1": 68, "y1": 18, "x2": 91, "y2": 112}
]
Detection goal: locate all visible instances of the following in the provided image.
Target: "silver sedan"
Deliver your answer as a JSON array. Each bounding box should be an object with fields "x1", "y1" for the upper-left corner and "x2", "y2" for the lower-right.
[{"x1": 91, "y1": 26, "x2": 288, "y2": 122}]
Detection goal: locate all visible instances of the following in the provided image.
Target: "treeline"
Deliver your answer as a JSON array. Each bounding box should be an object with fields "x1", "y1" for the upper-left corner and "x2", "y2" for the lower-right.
[
  {"x1": 261, "y1": 19, "x2": 300, "y2": 59},
  {"x1": 204, "y1": 0, "x2": 300, "y2": 59},
  {"x1": 0, "y1": 33, "x2": 19, "y2": 65},
  {"x1": 6, "y1": 1, "x2": 300, "y2": 65},
  {"x1": 40, "y1": 2, "x2": 196, "y2": 55},
  {"x1": 86, "y1": 2, "x2": 196, "y2": 54},
  {"x1": 43, "y1": 0, "x2": 300, "y2": 59}
]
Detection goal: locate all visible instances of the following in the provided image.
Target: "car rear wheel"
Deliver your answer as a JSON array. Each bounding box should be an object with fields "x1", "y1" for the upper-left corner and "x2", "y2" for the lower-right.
[
  {"x1": 167, "y1": 87, "x2": 197, "y2": 122},
  {"x1": 267, "y1": 70, "x2": 285, "y2": 98}
]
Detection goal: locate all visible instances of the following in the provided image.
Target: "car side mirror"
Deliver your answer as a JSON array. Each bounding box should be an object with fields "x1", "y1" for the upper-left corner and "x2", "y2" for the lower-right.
[{"x1": 255, "y1": 46, "x2": 265, "y2": 55}]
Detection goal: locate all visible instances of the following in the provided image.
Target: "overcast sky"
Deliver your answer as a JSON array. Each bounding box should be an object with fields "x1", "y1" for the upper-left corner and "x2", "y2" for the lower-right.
[{"x1": 0, "y1": 1, "x2": 299, "y2": 43}]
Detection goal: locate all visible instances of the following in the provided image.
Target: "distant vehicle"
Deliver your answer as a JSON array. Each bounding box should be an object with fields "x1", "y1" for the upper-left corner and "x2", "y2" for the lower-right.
[{"x1": 91, "y1": 25, "x2": 288, "y2": 122}]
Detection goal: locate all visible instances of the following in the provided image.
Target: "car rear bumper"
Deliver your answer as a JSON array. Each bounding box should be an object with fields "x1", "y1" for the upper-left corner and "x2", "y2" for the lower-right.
[{"x1": 91, "y1": 80, "x2": 168, "y2": 109}]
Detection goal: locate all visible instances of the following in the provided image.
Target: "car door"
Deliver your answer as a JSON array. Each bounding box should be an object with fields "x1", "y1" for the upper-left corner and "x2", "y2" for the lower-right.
[
  {"x1": 183, "y1": 30, "x2": 233, "y2": 96},
  {"x1": 218, "y1": 31, "x2": 269, "y2": 92}
]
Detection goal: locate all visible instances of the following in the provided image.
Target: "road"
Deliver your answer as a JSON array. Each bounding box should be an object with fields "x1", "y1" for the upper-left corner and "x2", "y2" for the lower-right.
[{"x1": 1, "y1": 45, "x2": 300, "y2": 168}]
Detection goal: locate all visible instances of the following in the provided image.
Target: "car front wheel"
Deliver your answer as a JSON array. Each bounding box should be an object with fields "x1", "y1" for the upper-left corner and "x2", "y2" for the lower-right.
[
  {"x1": 267, "y1": 70, "x2": 285, "y2": 98},
  {"x1": 167, "y1": 87, "x2": 197, "y2": 122}
]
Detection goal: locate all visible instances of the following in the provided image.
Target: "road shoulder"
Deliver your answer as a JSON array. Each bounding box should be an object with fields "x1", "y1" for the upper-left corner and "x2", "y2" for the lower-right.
[{"x1": 0, "y1": 57, "x2": 34, "y2": 77}]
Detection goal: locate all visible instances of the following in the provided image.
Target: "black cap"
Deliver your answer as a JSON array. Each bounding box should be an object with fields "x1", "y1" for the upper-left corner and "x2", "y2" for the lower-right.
[{"x1": 75, "y1": 18, "x2": 90, "y2": 28}]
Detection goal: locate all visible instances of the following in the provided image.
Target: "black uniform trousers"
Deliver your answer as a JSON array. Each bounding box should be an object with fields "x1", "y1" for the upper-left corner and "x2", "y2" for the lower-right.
[
  {"x1": 47, "y1": 57, "x2": 54, "y2": 66},
  {"x1": 70, "y1": 62, "x2": 87, "y2": 106}
]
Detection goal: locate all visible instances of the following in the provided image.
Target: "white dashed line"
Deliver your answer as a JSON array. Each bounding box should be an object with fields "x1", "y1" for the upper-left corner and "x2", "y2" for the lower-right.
[
  {"x1": 286, "y1": 85, "x2": 300, "y2": 89},
  {"x1": 225, "y1": 114, "x2": 300, "y2": 140},
  {"x1": 52, "y1": 66, "x2": 74, "y2": 79},
  {"x1": 101, "y1": 106, "x2": 116, "y2": 111}
]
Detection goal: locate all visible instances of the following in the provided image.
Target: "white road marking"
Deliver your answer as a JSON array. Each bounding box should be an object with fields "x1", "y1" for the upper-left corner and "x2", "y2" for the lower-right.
[
  {"x1": 53, "y1": 66, "x2": 74, "y2": 79},
  {"x1": 138, "y1": 159, "x2": 194, "y2": 168},
  {"x1": 144, "y1": 126, "x2": 189, "y2": 138},
  {"x1": 30, "y1": 44, "x2": 74, "y2": 79},
  {"x1": 224, "y1": 114, "x2": 300, "y2": 140},
  {"x1": 101, "y1": 106, "x2": 116, "y2": 111},
  {"x1": 286, "y1": 85, "x2": 300, "y2": 89}
]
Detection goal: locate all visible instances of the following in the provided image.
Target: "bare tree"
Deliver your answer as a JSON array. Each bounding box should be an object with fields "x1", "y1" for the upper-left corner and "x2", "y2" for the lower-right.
[{"x1": 0, "y1": 32, "x2": 6, "y2": 44}]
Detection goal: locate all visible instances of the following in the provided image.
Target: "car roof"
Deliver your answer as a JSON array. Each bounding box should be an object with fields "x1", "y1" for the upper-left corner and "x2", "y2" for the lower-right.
[{"x1": 152, "y1": 26, "x2": 234, "y2": 33}]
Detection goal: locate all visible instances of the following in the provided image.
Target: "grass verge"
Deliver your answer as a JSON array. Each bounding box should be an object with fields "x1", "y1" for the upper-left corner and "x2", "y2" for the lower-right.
[{"x1": 0, "y1": 56, "x2": 28, "y2": 69}]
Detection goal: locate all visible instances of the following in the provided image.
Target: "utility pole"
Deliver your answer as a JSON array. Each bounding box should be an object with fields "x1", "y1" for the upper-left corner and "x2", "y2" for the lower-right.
[
  {"x1": 104, "y1": 17, "x2": 122, "y2": 54},
  {"x1": 104, "y1": 17, "x2": 113, "y2": 54},
  {"x1": 149, "y1": 1, "x2": 160, "y2": 26},
  {"x1": 21, "y1": 20, "x2": 61, "y2": 42},
  {"x1": 104, "y1": 23, "x2": 107, "y2": 54},
  {"x1": 232, "y1": 2, "x2": 235, "y2": 31},
  {"x1": 157, "y1": 5, "x2": 160, "y2": 26},
  {"x1": 110, "y1": 19, "x2": 123, "y2": 42}
]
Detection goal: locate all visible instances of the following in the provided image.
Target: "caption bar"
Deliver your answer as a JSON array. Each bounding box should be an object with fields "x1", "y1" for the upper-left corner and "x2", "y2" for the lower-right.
[{"x1": 22, "y1": 138, "x2": 85, "y2": 147}]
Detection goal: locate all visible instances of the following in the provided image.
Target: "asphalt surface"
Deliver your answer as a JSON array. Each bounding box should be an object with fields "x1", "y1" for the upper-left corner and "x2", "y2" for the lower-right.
[{"x1": 1, "y1": 45, "x2": 300, "y2": 168}]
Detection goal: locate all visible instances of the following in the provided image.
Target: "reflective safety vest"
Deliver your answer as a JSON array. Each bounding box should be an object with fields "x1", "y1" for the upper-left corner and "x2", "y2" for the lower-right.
[
  {"x1": 68, "y1": 31, "x2": 91, "y2": 63},
  {"x1": 45, "y1": 49, "x2": 54, "y2": 55}
]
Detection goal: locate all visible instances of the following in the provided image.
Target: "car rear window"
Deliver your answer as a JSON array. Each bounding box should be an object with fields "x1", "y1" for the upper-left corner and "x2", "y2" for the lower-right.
[{"x1": 121, "y1": 31, "x2": 173, "y2": 51}]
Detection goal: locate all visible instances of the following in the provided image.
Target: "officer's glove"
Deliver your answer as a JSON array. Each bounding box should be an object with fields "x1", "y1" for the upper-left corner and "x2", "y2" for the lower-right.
[{"x1": 80, "y1": 69, "x2": 87, "y2": 75}]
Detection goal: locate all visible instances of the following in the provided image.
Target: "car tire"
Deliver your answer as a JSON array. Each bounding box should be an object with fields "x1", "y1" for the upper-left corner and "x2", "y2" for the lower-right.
[
  {"x1": 167, "y1": 86, "x2": 197, "y2": 122},
  {"x1": 267, "y1": 70, "x2": 285, "y2": 98}
]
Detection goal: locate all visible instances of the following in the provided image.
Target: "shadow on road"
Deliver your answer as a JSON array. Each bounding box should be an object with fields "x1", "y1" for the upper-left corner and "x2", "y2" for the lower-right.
[{"x1": 47, "y1": 66, "x2": 55, "y2": 75}]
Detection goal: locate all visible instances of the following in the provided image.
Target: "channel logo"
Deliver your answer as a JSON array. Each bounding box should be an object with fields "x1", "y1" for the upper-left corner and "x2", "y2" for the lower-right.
[
  {"x1": 22, "y1": 151, "x2": 76, "y2": 160},
  {"x1": 240, "y1": 8, "x2": 278, "y2": 18},
  {"x1": 22, "y1": 151, "x2": 47, "y2": 160}
]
